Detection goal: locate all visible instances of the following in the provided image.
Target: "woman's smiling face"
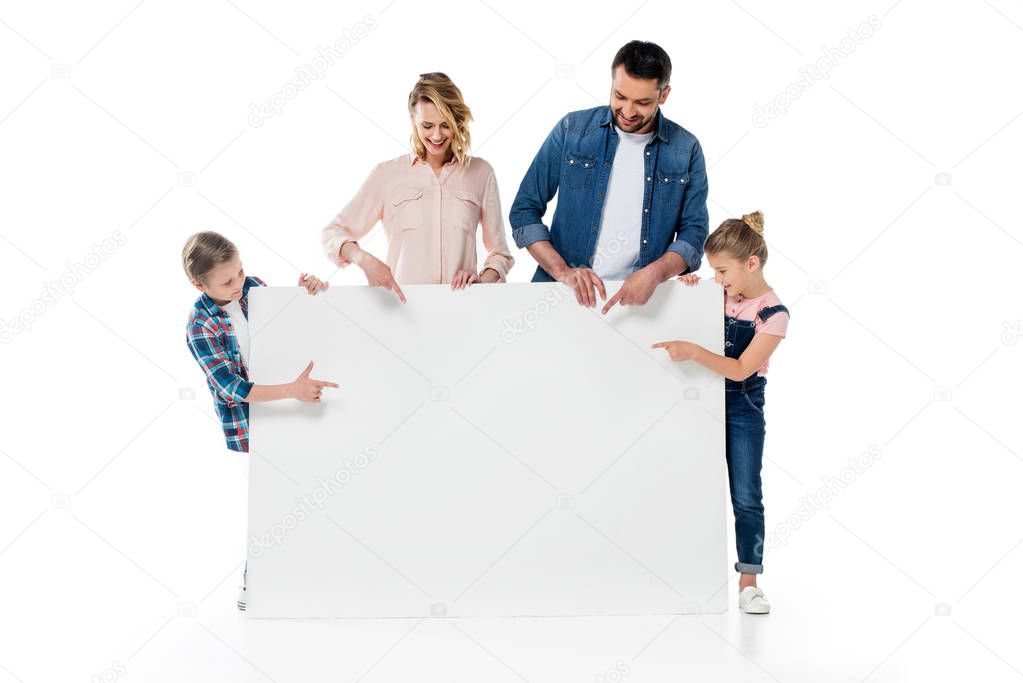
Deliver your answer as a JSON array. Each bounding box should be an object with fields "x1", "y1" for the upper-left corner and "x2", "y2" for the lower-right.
[{"x1": 412, "y1": 100, "x2": 454, "y2": 161}]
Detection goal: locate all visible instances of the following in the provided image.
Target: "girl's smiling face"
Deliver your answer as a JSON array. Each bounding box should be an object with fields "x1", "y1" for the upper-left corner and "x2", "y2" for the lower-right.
[
  {"x1": 194, "y1": 257, "x2": 244, "y2": 305},
  {"x1": 708, "y1": 251, "x2": 761, "y2": 297}
]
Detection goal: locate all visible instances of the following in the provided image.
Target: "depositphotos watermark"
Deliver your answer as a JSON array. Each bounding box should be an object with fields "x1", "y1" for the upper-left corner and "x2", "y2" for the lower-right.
[
  {"x1": 248, "y1": 445, "x2": 378, "y2": 557},
  {"x1": 759, "y1": 444, "x2": 882, "y2": 553},
  {"x1": 247, "y1": 15, "x2": 378, "y2": 128},
  {"x1": 499, "y1": 231, "x2": 632, "y2": 343},
  {"x1": 752, "y1": 15, "x2": 882, "y2": 128},
  {"x1": 1, "y1": 230, "x2": 127, "y2": 344}
]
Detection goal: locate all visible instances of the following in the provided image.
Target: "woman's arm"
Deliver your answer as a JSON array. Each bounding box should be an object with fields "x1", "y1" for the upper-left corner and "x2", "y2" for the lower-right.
[
  {"x1": 478, "y1": 165, "x2": 514, "y2": 282},
  {"x1": 652, "y1": 333, "x2": 783, "y2": 382},
  {"x1": 322, "y1": 162, "x2": 406, "y2": 302},
  {"x1": 321, "y1": 162, "x2": 386, "y2": 269}
]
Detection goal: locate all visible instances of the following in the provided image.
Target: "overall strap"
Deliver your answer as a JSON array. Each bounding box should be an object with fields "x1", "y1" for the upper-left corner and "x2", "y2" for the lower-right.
[{"x1": 756, "y1": 304, "x2": 790, "y2": 323}]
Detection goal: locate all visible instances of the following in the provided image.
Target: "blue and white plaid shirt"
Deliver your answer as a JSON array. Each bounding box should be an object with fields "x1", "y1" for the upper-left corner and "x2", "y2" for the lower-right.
[{"x1": 185, "y1": 275, "x2": 266, "y2": 452}]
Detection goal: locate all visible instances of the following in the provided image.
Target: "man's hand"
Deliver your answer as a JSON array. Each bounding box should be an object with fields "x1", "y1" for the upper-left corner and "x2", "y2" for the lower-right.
[
  {"x1": 602, "y1": 266, "x2": 660, "y2": 314},
  {"x1": 555, "y1": 267, "x2": 607, "y2": 307}
]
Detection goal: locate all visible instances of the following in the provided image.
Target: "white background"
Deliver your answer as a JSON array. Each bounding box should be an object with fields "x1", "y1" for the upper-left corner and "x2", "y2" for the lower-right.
[{"x1": 0, "y1": 0, "x2": 1021, "y2": 680}]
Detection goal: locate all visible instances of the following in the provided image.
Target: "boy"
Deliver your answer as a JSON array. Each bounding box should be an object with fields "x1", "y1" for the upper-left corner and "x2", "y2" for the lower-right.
[{"x1": 183, "y1": 231, "x2": 339, "y2": 610}]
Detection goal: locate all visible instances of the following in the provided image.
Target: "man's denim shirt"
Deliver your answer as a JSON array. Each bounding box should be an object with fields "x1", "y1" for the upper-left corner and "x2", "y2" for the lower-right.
[{"x1": 509, "y1": 105, "x2": 709, "y2": 282}]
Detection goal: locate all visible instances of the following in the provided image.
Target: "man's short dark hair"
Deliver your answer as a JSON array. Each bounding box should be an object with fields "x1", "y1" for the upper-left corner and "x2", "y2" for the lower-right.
[{"x1": 611, "y1": 40, "x2": 672, "y2": 89}]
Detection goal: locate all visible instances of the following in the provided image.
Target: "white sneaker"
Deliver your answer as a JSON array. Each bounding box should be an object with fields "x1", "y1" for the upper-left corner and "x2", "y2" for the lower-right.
[
  {"x1": 738, "y1": 586, "x2": 770, "y2": 614},
  {"x1": 236, "y1": 585, "x2": 246, "y2": 612}
]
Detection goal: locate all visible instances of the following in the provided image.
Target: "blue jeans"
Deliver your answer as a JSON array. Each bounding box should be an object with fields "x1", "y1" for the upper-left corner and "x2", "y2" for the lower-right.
[{"x1": 725, "y1": 376, "x2": 767, "y2": 574}]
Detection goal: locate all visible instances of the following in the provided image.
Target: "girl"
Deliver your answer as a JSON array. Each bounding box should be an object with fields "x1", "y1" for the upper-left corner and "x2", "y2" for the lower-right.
[{"x1": 652, "y1": 211, "x2": 789, "y2": 614}]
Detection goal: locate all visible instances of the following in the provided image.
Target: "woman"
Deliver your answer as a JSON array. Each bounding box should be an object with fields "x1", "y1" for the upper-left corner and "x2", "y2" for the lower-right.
[{"x1": 321, "y1": 72, "x2": 514, "y2": 301}]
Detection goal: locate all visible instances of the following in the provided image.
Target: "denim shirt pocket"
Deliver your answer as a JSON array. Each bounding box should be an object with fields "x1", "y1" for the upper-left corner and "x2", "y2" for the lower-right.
[
  {"x1": 654, "y1": 171, "x2": 689, "y2": 209},
  {"x1": 564, "y1": 150, "x2": 597, "y2": 191}
]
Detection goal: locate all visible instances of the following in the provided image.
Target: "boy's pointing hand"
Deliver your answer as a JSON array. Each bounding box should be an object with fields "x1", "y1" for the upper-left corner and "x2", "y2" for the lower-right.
[{"x1": 292, "y1": 361, "x2": 340, "y2": 403}]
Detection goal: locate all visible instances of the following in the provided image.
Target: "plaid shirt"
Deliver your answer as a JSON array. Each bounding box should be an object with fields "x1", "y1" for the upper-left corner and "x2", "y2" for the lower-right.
[{"x1": 185, "y1": 276, "x2": 266, "y2": 452}]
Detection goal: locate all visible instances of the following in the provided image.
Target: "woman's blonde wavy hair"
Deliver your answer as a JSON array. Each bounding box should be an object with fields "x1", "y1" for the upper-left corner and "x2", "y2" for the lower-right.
[
  {"x1": 408, "y1": 72, "x2": 473, "y2": 166},
  {"x1": 704, "y1": 211, "x2": 769, "y2": 266}
]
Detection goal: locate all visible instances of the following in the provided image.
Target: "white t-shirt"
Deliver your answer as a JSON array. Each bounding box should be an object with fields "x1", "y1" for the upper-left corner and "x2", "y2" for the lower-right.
[
  {"x1": 221, "y1": 299, "x2": 251, "y2": 371},
  {"x1": 592, "y1": 126, "x2": 654, "y2": 281}
]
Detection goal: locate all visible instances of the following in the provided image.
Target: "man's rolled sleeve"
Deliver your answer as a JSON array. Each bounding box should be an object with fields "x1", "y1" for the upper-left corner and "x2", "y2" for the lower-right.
[
  {"x1": 671, "y1": 139, "x2": 710, "y2": 274},
  {"x1": 665, "y1": 240, "x2": 701, "y2": 275},
  {"x1": 509, "y1": 118, "x2": 565, "y2": 248},
  {"x1": 512, "y1": 222, "x2": 552, "y2": 249}
]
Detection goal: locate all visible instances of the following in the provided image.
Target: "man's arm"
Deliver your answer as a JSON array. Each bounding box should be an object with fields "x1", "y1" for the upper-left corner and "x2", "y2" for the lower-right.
[
  {"x1": 664, "y1": 139, "x2": 709, "y2": 276},
  {"x1": 509, "y1": 116, "x2": 609, "y2": 306},
  {"x1": 508, "y1": 118, "x2": 565, "y2": 251}
]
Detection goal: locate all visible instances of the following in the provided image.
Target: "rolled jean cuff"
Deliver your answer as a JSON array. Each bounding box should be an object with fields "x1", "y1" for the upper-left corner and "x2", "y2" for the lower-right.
[{"x1": 735, "y1": 561, "x2": 763, "y2": 574}]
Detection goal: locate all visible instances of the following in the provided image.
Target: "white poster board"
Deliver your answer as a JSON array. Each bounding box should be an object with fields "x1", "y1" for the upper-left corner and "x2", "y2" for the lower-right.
[{"x1": 247, "y1": 281, "x2": 728, "y2": 617}]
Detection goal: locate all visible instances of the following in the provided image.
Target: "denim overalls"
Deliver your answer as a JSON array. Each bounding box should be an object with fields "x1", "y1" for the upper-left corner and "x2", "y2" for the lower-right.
[{"x1": 724, "y1": 303, "x2": 789, "y2": 575}]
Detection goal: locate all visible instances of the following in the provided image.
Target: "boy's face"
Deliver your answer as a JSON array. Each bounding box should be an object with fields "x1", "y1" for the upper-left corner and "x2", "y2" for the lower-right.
[{"x1": 193, "y1": 257, "x2": 244, "y2": 305}]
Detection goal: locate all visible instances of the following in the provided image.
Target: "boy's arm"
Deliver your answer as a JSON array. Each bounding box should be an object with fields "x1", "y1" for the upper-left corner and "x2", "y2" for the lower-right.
[{"x1": 186, "y1": 320, "x2": 296, "y2": 404}]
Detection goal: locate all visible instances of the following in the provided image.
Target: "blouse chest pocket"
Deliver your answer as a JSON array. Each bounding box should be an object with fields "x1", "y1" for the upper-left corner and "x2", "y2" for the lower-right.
[
  {"x1": 388, "y1": 187, "x2": 425, "y2": 231},
  {"x1": 449, "y1": 188, "x2": 482, "y2": 233},
  {"x1": 654, "y1": 171, "x2": 689, "y2": 209},
  {"x1": 564, "y1": 150, "x2": 597, "y2": 190}
]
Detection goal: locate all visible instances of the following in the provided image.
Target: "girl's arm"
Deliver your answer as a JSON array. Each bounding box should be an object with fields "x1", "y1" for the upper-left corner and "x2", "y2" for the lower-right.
[{"x1": 652, "y1": 333, "x2": 783, "y2": 382}]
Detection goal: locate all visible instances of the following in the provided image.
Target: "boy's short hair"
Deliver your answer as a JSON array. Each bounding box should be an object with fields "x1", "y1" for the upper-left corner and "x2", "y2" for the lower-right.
[{"x1": 182, "y1": 231, "x2": 238, "y2": 284}]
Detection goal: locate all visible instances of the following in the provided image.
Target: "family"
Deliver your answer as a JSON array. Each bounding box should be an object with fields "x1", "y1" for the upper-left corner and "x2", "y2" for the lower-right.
[{"x1": 183, "y1": 41, "x2": 789, "y2": 615}]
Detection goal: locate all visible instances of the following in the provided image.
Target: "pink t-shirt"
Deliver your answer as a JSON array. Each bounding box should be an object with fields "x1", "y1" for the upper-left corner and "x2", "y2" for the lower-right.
[{"x1": 725, "y1": 289, "x2": 788, "y2": 376}]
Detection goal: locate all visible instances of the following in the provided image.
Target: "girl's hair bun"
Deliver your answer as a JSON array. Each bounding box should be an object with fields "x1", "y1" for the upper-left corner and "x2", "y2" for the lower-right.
[{"x1": 741, "y1": 211, "x2": 765, "y2": 236}]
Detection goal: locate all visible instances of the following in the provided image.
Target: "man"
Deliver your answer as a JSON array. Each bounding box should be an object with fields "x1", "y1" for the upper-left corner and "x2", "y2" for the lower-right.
[{"x1": 509, "y1": 40, "x2": 709, "y2": 314}]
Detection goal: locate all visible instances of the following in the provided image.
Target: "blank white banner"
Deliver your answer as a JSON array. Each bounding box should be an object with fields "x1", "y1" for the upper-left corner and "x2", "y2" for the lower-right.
[{"x1": 247, "y1": 281, "x2": 728, "y2": 617}]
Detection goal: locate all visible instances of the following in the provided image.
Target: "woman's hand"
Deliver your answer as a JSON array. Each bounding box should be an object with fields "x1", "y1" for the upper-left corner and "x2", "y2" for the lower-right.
[
  {"x1": 290, "y1": 361, "x2": 340, "y2": 403},
  {"x1": 478, "y1": 268, "x2": 501, "y2": 284},
  {"x1": 650, "y1": 340, "x2": 700, "y2": 362},
  {"x1": 451, "y1": 270, "x2": 480, "y2": 290},
  {"x1": 354, "y1": 249, "x2": 407, "y2": 304},
  {"x1": 677, "y1": 273, "x2": 701, "y2": 286},
  {"x1": 299, "y1": 273, "x2": 329, "y2": 295}
]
